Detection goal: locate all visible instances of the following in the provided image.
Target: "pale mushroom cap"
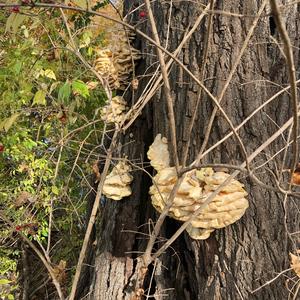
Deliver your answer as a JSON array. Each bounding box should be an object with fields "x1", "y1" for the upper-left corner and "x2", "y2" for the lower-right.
[
  {"x1": 104, "y1": 173, "x2": 133, "y2": 186},
  {"x1": 203, "y1": 172, "x2": 245, "y2": 193},
  {"x1": 103, "y1": 185, "x2": 132, "y2": 201},
  {"x1": 112, "y1": 96, "x2": 127, "y2": 105},
  {"x1": 150, "y1": 184, "x2": 248, "y2": 229},
  {"x1": 186, "y1": 224, "x2": 215, "y2": 240},
  {"x1": 290, "y1": 253, "x2": 300, "y2": 277},
  {"x1": 147, "y1": 134, "x2": 170, "y2": 171},
  {"x1": 101, "y1": 96, "x2": 127, "y2": 125},
  {"x1": 150, "y1": 191, "x2": 196, "y2": 207},
  {"x1": 109, "y1": 29, "x2": 141, "y2": 90},
  {"x1": 102, "y1": 161, "x2": 133, "y2": 201},
  {"x1": 196, "y1": 168, "x2": 214, "y2": 181}
]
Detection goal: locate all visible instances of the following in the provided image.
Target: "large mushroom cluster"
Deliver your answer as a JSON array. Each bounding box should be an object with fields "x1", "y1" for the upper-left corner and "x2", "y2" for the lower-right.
[
  {"x1": 100, "y1": 96, "x2": 127, "y2": 126},
  {"x1": 147, "y1": 134, "x2": 249, "y2": 239},
  {"x1": 94, "y1": 28, "x2": 141, "y2": 90},
  {"x1": 102, "y1": 161, "x2": 133, "y2": 200}
]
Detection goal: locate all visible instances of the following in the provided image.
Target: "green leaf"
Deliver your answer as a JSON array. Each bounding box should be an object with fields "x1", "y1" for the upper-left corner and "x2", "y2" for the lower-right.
[
  {"x1": 72, "y1": 80, "x2": 89, "y2": 98},
  {"x1": 87, "y1": 46, "x2": 93, "y2": 57},
  {"x1": 69, "y1": 115, "x2": 77, "y2": 124},
  {"x1": 72, "y1": 0, "x2": 91, "y2": 9},
  {"x1": 5, "y1": 13, "x2": 28, "y2": 34},
  {"x1": 51, "y1": 186, "x2": 59, "y2": 195},
  {"x1": 0, "y1": 113, "x2": 21, "y2": 132},
  {"x1": 23, "y1": 139, "x2": 37, "y2": 150},
  {"x1": 32, "y1": 90, "x2": 46, "y2": 106},
  {"x1": 58, "y1": 82, "x2": 71, "y2": 104},
  {"x1": 22, "y1": 25, "x2": 29, "y2": 38},
  {"x1": 44, "y1": 69, "x2": 56, "y2": 80},
  {"x1": 13, "y1": 61, "x2": 22, "y2": 75},
  {"x1": 8, "y1": 294, "x2": 14, "y2": 300},
  {"x1": 0, "y1": 278, "x2": 11, "y2": 285},
  {"x1": 79, "y1": 31, "x2": 92, "y2": 49},
  {"x1": 41, "y1": 227, "x2": 48, "y2": 237}
]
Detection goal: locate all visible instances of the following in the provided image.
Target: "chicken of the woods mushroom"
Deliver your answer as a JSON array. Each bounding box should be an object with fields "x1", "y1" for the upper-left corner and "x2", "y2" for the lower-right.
[
  {"x1": 102, "y1": 161, "x2": 133, "y2": 201},
  {"x1": 100, "y1": 96, "x2": 127, "y2": 126},
  {"x1": 147, "y1": 134, "x2": 249, "y2": 239},
  {"x1": 94, "y1": 27, "x2": 141, "y2": 90}
]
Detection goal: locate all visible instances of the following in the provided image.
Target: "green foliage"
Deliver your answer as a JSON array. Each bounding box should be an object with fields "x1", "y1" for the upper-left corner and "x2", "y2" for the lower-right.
[
  {"x1": 0, "y1": 249, "x2": 18, "y2": 299},
  {"x1": 72, "y1": 80, "x2": 90, "y2": 98},
  {"x1": 0, "y1": 5, "x2": 108, "y2": 296},
  {"x1": 58, "y1": 81, "x2": 72, "y2": 104}
]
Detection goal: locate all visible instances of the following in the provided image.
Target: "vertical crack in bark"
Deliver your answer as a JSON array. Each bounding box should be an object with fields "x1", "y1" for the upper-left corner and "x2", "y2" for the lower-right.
[
  {"x1": 269, "y1": 16, "x2": 276, "y2": 35},
  {"x1": 106, "y1": 259, "x2": 111, "y2": 294},
  {"x1": 122, "y1": 254, "x2": 138, "y2": 297}
]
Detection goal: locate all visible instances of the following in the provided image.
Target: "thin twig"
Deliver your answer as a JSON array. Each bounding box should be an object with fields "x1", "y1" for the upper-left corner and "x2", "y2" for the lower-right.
[
  {"x1": 68, "y1": 130, "x2": 119, "y2": 300},
  {"x1": 122, "y1": 3, "x2": 211, "y2": 131},
  {"x1": 47, "y1": 131, "x2": 64, "y2": 255},
  {"x1": 182, "y1": 0, "x2": 215, "y2": 166},
  {"x1": 59, "y1": 8, "x2": 112, "y2": 101},
  {"x1": 194, "y1": 79, "x2": 300, "y2": 165},
  {"x1": 269, "y1": 0, "x2": 299, "y2": 182},
  {"x1": 196, "y1": 0, "x2": 267, "y2": 168},
  {"x1": 4, "y1": 3, "x2": 248, "y2": 162},
  {"x1": 144, "y1": 0, "x2": 179, "y2": 170},
  {"x1": 58, "y1": 13, "x2": 122, "y2": 297},
  {"x1": 251, "y1": 268, "x2": 292, "y2": 294},
  {"x1": 0, "y1": 212, "x2": 65, "y2": 300}
]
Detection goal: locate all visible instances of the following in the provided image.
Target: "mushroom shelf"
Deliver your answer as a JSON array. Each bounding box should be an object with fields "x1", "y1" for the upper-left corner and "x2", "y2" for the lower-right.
[
  {"x1": 147, "y1": 134, "x2": 249, "y2": 240},
  {"x1": 102, "y1": 161, "x2": 133, "y2": 201},
  {"x1": 94, "y1": 27, "x2": 141, "y2": 90},
  {"x1": 100, "y1": 96, "x2": 127, "y2": 125}
]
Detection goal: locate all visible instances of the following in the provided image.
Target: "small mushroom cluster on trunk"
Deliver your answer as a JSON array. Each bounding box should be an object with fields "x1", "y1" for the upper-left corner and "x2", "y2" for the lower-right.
[
  {"x1": 94, "y1": 27, "x2": 141, "y2": 90},
  {"x1": 147, "y1": 134, "x2": 249, "y2": 239},
  {"x1": 102, "y1": 161, "x2": 133, "y2": 200},
  {"x1": 100, "y1": 96, "x2": 127, "y2": 126}
]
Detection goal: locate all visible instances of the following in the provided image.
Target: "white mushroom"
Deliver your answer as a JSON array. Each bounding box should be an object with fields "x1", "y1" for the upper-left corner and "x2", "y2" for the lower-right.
[
  {"x1": 147, "y1": 134, "x2": 170, "y2": 171},
  {"x1": 100, "y1": 96, "x2": 127, "y2": 125},
  {"x1": 103, "y1": 161, "x2": 133, "y2": 201}
]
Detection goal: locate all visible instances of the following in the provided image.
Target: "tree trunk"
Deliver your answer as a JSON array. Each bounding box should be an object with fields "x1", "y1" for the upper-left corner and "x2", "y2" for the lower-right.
[{"x1": 85, "y1": 1, "x2": 300, "y2": 299}]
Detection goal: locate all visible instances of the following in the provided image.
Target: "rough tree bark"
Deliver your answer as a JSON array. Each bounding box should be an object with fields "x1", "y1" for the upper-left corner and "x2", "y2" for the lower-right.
[{"x1": 83, "y1": 1, "x2": 300, "y2": 299}]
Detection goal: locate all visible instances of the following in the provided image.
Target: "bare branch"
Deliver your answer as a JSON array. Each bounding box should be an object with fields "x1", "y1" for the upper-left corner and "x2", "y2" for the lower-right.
[{"x1": 269, "y1": 0, "x2": 299, "y2": 181}]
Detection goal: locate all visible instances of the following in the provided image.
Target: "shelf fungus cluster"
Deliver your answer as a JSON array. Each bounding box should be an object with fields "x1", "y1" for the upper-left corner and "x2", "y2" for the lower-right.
[
  {"x1": 290, "y1": 251, "x2": 300, "y2": 277},
  {"x1": 102, "y1": 161, "x2": 133, "y2": 200},
  {"x1": 94, "y1": 49, "x2": 119, "y2": 89},
  {"x1": 100, "y1": 96, "x2": 127, "y2": 125},
  {"x1": 94, "y1": 28, "x2": 141, "y2": 90},
  {"x1": 147, "y1": 134, "x2": 249, "y2": 240}
]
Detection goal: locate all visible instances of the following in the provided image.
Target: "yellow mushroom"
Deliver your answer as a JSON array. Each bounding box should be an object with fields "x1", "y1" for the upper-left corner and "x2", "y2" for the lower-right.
[
  {"x1": 147, "y1": 134, "x2": 170, "y2": 171},
  {"x1": 103, "y1": 161, "x2": 133, "y2": 201},
  {"x1": 100, "y1": 96, "x2": 127, "y2": 125},
  {"x1": 147, "y1": 134, "x2": 249, "y2": 239},
  {"x1": 186, "y1": 225, "x2": 214, "y2": 240},
  {"x1": 94, "y1": 28, "x2": 141, "y2": 90}
]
